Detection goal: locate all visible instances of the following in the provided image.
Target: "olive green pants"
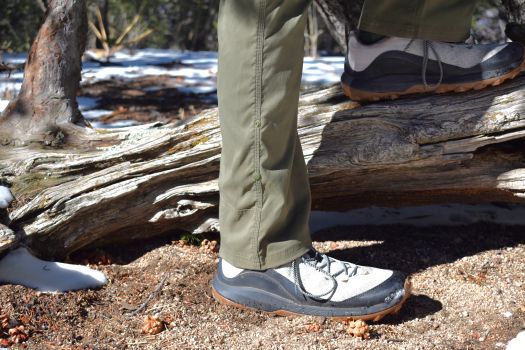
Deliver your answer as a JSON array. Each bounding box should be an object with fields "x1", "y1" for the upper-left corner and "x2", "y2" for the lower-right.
[{"x1": 217, "y1": 0, "x2": 477, "y2": 270}]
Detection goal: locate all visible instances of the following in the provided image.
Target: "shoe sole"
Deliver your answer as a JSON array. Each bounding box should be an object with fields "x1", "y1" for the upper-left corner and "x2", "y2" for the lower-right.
[
  {"x1": 211, "y1": 279, "x2": 412, "y2": 322},
  {"x1": 342, "y1": 55, "x2": 525, "y2": 102}
]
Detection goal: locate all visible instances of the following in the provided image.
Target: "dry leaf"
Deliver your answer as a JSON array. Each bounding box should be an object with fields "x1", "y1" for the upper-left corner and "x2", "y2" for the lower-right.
[
  {"x1": 19, "y1": 315, "x2": 31, "y2": 325},
  {"x1": 305, "y1": 323, "x2": 321, "y2": 333},
  {"x1": 0, "y1": 313, "x2": 9, "y2": 329},
  {"x1": 141, "y1": 315, "x2": 165, "y2": 335},
  {"x1": 346, "y1": 320, "x2": 370, "y2": 339},
  {"x1": 200, "y1": 239, "x2": 219, "y2": 253},
  {"x1": 8, "y1": 325, "x2": 29, "y2": 343}
]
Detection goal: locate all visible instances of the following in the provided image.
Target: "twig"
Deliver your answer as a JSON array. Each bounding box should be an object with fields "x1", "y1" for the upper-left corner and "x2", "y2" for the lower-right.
[{"x1": 126, "y1": 273, "x2": 170, "y2": 317}]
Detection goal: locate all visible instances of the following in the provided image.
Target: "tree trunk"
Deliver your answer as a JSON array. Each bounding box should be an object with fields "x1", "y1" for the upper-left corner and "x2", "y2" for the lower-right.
[{"x1": 0, "y1": 0, "x2": 88, "y2": 147}]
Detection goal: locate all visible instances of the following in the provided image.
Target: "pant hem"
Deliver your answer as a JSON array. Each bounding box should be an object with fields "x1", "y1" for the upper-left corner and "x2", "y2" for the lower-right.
[
  {"x1": 358, "y1": 20, "x2": 470, "y2": 42},
  {"x1": 219, "y1": 242, "x2": 311, "y2": 270}
]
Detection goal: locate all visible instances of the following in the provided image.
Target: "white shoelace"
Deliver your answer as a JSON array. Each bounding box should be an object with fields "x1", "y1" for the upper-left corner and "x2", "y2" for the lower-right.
[
  {"x1": 291, "y1": 251, "x2": 359, "y2": 300},
  {"x1": 405, "y1": 39, "x2": 444, "y2": 90},
  {"x1": 421, "y1": 40, "x2": 444, "y2": 89},
  {"x1": 406, "y1": 35, "x2": 479, "y2": 91}
]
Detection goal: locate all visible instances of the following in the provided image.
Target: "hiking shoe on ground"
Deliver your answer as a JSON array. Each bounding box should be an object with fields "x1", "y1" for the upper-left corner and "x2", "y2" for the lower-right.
[
  {"x1": 341, "y1": 31, "x2": 525, "y2": 101},
  {"x1": 211, "y1": 249, "x2": 411, "y2": 321}
]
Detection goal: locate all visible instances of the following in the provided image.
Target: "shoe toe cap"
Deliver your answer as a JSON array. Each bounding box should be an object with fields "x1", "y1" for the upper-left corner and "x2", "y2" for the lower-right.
[{"x1": 340, "y1": 270, "x2": 408, "y2": 309}]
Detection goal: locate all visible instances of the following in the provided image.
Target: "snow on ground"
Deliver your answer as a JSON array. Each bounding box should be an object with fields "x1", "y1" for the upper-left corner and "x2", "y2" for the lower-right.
[
  {"x1": 0, "y1": 247, "x2": 107, "y2": 293},
  {"x1": 0, "y1": 50, "x2": 343, "y2": 127},
  {"x1": 77, "y1": 96, "x2": 101, "y2": 111}
]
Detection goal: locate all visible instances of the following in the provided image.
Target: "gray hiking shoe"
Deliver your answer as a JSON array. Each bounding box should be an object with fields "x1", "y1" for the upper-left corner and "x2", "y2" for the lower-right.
[
  {"x1": 211, "y1": 249, "x2": 410, "y2": 321},
  {"x1": 341, "y1": 31, "x2": 525, "y2": 101}
]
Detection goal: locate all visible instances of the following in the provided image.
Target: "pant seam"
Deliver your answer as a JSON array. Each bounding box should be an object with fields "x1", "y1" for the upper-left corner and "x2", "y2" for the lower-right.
[{"x1": 252, "y1": 0, "x2": 267, "y2": 269}]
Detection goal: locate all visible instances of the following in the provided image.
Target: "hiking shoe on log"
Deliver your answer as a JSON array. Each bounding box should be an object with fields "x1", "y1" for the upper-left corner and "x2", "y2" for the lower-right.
[
  {"x1": 341, "y1": 31, "x2": 525, "y2": 101},
  {"x1": 211, "y1": 249, "x2": 411, "y2": 321}
]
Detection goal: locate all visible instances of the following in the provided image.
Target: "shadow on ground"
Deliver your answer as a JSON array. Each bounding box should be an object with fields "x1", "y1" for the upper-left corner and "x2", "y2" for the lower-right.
[{"x1": 312, "y1": 223, "x2": 525, "y2": 273}]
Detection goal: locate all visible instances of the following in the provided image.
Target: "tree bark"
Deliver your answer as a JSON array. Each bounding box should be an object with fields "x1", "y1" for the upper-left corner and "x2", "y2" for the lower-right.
[
  {"x1": 0, "y1": 0, "x2": 88, "y2": 147},
  {"x1": 501, "y1": 0, "x2": 525, "y2": 23}
]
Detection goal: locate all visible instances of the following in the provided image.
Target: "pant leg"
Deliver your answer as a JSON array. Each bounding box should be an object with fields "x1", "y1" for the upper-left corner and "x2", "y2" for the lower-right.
[
  {"x1": 217, "y1": 0, "x2": 313, "y2": 270},
  {"x1": 358, "y1": 0, "x2": 478, "y2": 42}
]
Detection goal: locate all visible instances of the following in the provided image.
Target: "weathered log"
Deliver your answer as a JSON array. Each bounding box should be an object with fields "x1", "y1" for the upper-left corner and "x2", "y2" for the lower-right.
[{"x1": 3, "y1": 79, "x2": 525, "y2": 258}]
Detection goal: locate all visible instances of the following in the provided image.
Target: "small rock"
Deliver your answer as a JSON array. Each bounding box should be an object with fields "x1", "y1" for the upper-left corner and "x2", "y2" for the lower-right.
[
  {"x1": 462, "y1": 311, "x2": 469, "y2": 317},
  {"x1": 502, "y1": 311, "x2": 513, "y2": 318}
]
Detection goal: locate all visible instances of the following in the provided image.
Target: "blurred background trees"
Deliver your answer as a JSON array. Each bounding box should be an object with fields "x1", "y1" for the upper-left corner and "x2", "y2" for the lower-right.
[
  {"x1": 0, "y1": 0, "x2": 221, "y2": 52},
  {"x1": 0, "y1": 0, "x2": 513, "y2": 56}
]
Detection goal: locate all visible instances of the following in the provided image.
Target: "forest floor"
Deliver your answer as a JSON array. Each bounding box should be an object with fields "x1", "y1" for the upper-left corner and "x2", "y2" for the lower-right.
[{"x1": 0, "y1": 223, "x2": 523, "y2": 349}]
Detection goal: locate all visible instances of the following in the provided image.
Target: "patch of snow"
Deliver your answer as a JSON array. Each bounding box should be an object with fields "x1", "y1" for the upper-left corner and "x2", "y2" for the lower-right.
[
  {"x1": 0, "y1": 79, "x2": 23, "y2": 96},
  {"x1": 91, "y1": 120, "x2": 141, "y2": 129},
  {"x1": 0, "y1": 247, "x2": 107, "y2": 293},
  {"x1": 77, "y1": 96, "x2": 101, "y2": 111},
  {"x1": 178, "y1": 85, "x2": 216, "y2": 95},
  {"x1": 507, "y1": 331, "x2": 525, "y2": 350},
  {"x1": 83, "y1": 109, "x2": 113, "y2": 120},
  {"x1": 0, "y1": 100, "x2": 9, "y2": 113},
  {"x1": 2, "y1": 53, "x2": 27, "y2": 65},
  {"x1": 0, "y1": 186, "x2": 14, "y2": 209},
  {"x1": 302, "y1": 57, "x2": 344, "y2": 86},
  {"x1": 2, "y1": 50, "x2": 346, "y2": 129},
  {"x1": 310, "y1": 203, "x2": 525, "y2": 232}
]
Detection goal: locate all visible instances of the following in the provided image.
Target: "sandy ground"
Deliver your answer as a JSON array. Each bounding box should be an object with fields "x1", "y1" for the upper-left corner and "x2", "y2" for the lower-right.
[{"x1": 0, "y1": 223, "x2": 523, "y2": 349}]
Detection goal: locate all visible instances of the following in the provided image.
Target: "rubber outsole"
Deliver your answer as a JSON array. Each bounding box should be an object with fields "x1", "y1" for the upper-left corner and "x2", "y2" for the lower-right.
[
  {"x1": 211, "y1": 279, "x2": 412, "y2": 322},
  {"x1": 342, "y1": 55, "x2": 525, "y2": 102}
]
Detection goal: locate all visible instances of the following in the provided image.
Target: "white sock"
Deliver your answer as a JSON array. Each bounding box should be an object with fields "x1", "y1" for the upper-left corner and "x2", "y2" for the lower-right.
[
  {"x1": 221, "y1": 259, "x2": 245, "y2": 278},
  {"x1": 0, "y1": 247, "x2": 107, "y2": 293}
]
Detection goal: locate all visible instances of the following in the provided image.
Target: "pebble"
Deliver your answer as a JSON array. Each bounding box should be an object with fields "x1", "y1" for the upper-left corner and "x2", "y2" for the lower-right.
[{"x1": 502, "y1": 311, "x2": 513, "y2": 318}]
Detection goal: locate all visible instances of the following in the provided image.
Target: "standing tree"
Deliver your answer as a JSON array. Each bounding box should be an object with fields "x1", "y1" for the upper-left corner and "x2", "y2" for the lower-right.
[
  {"x1": 2, "y1": 0, "x2": 525, "y2": 258},
  {"x1": 0, "y1": 0, "x2": 88, "y2": 147}
]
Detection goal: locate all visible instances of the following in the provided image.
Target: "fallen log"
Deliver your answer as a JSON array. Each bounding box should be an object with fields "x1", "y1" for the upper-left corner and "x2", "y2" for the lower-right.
[
  {"x1": 3, "y1": 0, "x2": 525, "y2": 259},
  {"x1": 2, "y1": 79, "x2": 525, "y2": 258}
]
